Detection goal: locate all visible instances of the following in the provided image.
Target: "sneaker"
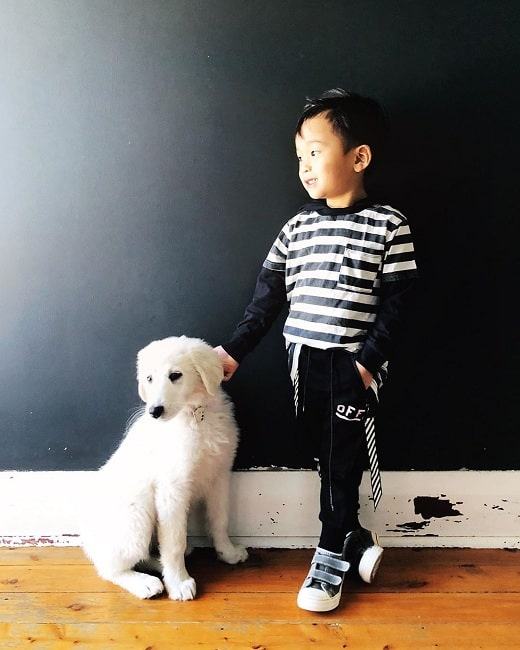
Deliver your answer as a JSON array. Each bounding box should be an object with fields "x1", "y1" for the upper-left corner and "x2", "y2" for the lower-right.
[
  {"x1": 297, "y1": 547, "x2": 350, "y2": 612},
  {"x1": 343, "y1": 527, "x2": 384, "y2": 584}
]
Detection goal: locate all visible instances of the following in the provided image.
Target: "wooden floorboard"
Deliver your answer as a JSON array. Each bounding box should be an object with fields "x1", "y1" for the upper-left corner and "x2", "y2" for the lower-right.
[{"x1": 0, "y1": 546, "x2": 519, "y2": 649}]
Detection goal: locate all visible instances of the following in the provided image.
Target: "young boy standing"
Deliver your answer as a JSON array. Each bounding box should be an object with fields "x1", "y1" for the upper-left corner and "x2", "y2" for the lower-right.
[{"x1": 215, "y1": 89, "x2": 418, "y2": 612}]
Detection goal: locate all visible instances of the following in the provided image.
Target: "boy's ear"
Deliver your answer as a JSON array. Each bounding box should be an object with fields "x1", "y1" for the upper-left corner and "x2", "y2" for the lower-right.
[{"x1": 353, "y1": 144, "x2": 372, "y2": 172}]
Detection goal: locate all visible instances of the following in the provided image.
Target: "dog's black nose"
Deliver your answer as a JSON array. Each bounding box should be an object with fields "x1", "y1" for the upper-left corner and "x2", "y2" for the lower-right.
[{"x1": 149, "y1": 405, "x2": 164, "y2": 419}]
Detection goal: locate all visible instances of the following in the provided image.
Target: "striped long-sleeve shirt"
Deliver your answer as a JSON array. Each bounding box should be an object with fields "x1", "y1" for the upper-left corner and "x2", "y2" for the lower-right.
[{"x1": 223, "y1": 198, "x2": 418, "y2": 378}]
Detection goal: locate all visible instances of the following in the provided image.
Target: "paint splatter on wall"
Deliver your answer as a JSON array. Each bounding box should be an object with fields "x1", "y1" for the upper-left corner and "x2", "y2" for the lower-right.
[
  {"x1": 388, "y1": 495, "x2": 465, "y2": 534},
  {"x1": 414, "y1": 495, "x2": 463, "y2": 519}
]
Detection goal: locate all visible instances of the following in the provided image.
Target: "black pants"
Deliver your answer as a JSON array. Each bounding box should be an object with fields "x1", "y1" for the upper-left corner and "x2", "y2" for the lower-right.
[{"x1": 296, "y1": 346, "x2": 375, "y2": 554}]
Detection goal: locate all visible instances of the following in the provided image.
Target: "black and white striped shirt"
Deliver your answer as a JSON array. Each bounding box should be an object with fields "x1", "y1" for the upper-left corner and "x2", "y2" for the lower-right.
[
  {"x1": 223, "y1": 198, "x2": 418, "y2": 379},
  {"x1": 263, "y1": 199, "x2": 418, "y2": 353}
]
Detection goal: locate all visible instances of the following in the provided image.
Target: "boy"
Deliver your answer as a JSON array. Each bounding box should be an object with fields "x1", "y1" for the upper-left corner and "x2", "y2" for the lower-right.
[{"x1": 215, "y1": 89, "x2": 418, "y2": 612}]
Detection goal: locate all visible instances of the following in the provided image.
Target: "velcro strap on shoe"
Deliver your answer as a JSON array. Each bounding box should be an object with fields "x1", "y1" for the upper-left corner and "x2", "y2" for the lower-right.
[
  {"x1": 311, "y1": 550, "x2": 350, "y2": 573},
  {"x1": 308, "y1": 567, "x2": 344, "y2": 586}
]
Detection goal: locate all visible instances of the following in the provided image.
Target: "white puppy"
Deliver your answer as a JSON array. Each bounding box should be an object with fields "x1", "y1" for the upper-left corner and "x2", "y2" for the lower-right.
[{"x1": 81, "y1": 335, "x2": 248, "y2": 600}]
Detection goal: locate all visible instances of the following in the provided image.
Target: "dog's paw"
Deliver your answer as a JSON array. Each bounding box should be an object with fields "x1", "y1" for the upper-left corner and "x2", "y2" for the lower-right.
[
  {"x1": 115, "y1": 572, "x2": 164, "y2": 599},
  {"x1": 217, "y1": 543, "x2": 249, "y2": 565},
  {"x1": 165, "y1": 577, "x2": 197, "y2": 601},
  {"x1": 137, "y1": 574, "x2": 165, "y2": 599}
]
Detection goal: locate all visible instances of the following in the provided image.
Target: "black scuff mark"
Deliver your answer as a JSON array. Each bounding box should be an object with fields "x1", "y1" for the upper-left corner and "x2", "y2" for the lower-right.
[
  {"x1": 393, "y1": 495, "x2": 463, "y2": 532},
  {"x1": 394, "y1": 521, "x2": 431, "y2": 531},
  {"x1": 389, "y1": 524, "x2": 439, "y2": 538},
  {"x1": 414, "y1": 495, "x2": 463, "y2": 519}
]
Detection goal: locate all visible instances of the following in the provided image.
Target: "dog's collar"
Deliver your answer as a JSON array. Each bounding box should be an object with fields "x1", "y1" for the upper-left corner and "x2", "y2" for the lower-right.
[{"x1": 192, "y1": 406, "x2": 205, "y2": 424}]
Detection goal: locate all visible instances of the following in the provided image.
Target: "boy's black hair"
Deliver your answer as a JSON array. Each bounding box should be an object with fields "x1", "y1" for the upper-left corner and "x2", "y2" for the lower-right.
[{"x1": 296, "y1": 88, "x2": 389, "y2": 174}]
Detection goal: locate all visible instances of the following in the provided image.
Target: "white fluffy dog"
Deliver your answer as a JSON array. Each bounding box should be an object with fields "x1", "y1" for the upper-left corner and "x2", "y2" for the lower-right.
[{"x1": 81, "y1": 335, "x2": 248, "y2": 600}]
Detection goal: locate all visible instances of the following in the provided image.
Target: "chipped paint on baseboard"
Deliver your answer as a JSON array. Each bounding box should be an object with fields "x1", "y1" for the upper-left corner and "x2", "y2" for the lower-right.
[
  {"x1": 414, "y1": 495, "x2": 463, "y2": 518},
  {"x1": 0, "y1": 535, "x2": 80, "y2": 547},
  {"x1": 0, "y1": 470, "x2": 519, "y2": 548},
  {"x1": 389, "y1": 520, "x2": 434, "y2": 533},
  {"x1": 391, "y1": 495, "x2": 465, "y2": 532}
]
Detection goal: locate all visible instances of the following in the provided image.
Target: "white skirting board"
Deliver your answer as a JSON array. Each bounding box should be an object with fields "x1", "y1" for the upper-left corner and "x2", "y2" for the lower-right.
[{"x1": 0, "y1": 470, "x2": 518, "y2": 548}]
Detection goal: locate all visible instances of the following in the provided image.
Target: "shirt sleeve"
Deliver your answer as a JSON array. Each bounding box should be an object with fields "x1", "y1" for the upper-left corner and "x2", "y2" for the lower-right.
[
  {"x1": 355, "y1": 275, "x2": 418, "y2": 376},
  {"x1": 221, "y1": 266, "x2": 287, "y2": 363},
  {"x1": 355, "y1": 211, "x2": 419, "y2": 375}
]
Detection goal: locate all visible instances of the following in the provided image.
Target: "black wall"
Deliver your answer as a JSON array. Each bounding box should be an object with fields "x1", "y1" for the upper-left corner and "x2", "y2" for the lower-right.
[{"x1": 1, "y1": 0, "x2": 518, "y2": 471}]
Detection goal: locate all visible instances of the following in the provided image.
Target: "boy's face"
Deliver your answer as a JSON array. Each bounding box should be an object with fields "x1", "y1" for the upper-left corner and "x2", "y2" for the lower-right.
[{"x1": 295, "y1": 113, "x2": 368, "y2": 208}]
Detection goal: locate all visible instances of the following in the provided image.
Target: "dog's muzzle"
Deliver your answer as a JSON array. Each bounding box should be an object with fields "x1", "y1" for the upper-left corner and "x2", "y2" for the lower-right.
[{"x1": 148, "y1": 405, "x2": 164, "y2": 419}]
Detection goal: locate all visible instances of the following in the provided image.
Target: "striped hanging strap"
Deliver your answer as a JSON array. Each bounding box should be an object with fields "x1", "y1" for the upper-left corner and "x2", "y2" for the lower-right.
[{"x1": 365, "y1": 415, "x2": 382, "y2": 510}]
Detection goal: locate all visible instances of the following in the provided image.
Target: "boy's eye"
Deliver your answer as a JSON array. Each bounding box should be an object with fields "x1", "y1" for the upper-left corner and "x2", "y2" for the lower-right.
[
  {"x1": 146, "y1": 375, "x2": 152, "y2": 383},
  {"x1": 311, "y1": 150, "x2": 319, "y2": 156},
  {"x1": 169, "y1": 371, "x2": 182, "y2": 383}
]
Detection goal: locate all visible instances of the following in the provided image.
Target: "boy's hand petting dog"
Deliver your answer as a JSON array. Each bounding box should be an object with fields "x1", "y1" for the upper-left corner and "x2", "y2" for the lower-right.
[{"x1": 214, "y1": 345, "x2": 239, "y2": 381}]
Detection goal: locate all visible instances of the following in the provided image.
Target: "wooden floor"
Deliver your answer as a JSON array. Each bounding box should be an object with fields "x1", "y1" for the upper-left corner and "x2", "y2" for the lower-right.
[{"x1": 0, "y1": 546, "x2": 519, "y2": 649}]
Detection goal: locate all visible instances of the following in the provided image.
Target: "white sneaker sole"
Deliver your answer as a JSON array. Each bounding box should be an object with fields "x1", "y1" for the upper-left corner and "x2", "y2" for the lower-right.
[
  {"x1": 358, "y1": 544, "x2": 384, "y2": 583},
  {"x1": 297, "y1": 586, "x2": 341, "y2": 612}
]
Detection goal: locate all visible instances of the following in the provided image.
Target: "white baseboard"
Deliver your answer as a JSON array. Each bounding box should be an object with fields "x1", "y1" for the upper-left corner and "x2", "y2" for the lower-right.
[{"x1": 0, "y1": 470, "x2": 518, "y2": 548}]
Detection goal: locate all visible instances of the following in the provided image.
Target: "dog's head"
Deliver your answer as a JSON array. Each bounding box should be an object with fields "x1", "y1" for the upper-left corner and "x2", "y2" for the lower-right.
[{"x1": 136, "y1": 336, "x2": 224, "y2": 421}]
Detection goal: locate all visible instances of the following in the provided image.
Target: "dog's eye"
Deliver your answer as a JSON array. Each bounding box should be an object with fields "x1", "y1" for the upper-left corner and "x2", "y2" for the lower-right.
[
  {"x1": 146, "y1": 375, "x2": 152, "y2": 383},
  {"x1": 169, "y1": 371, "x2": 182, "y2": 383}
]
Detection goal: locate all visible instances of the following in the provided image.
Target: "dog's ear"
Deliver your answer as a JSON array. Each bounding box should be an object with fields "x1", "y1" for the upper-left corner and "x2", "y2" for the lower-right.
[
  {"x1": 138, "y1": 380, "x2": 148, "y2": 403},
  {"x1": 136, "y1": 346, "x2": 149, "y2": 402},
  {"x1": 190, "y1": 344, "x2": 224, "y2": 396}
]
